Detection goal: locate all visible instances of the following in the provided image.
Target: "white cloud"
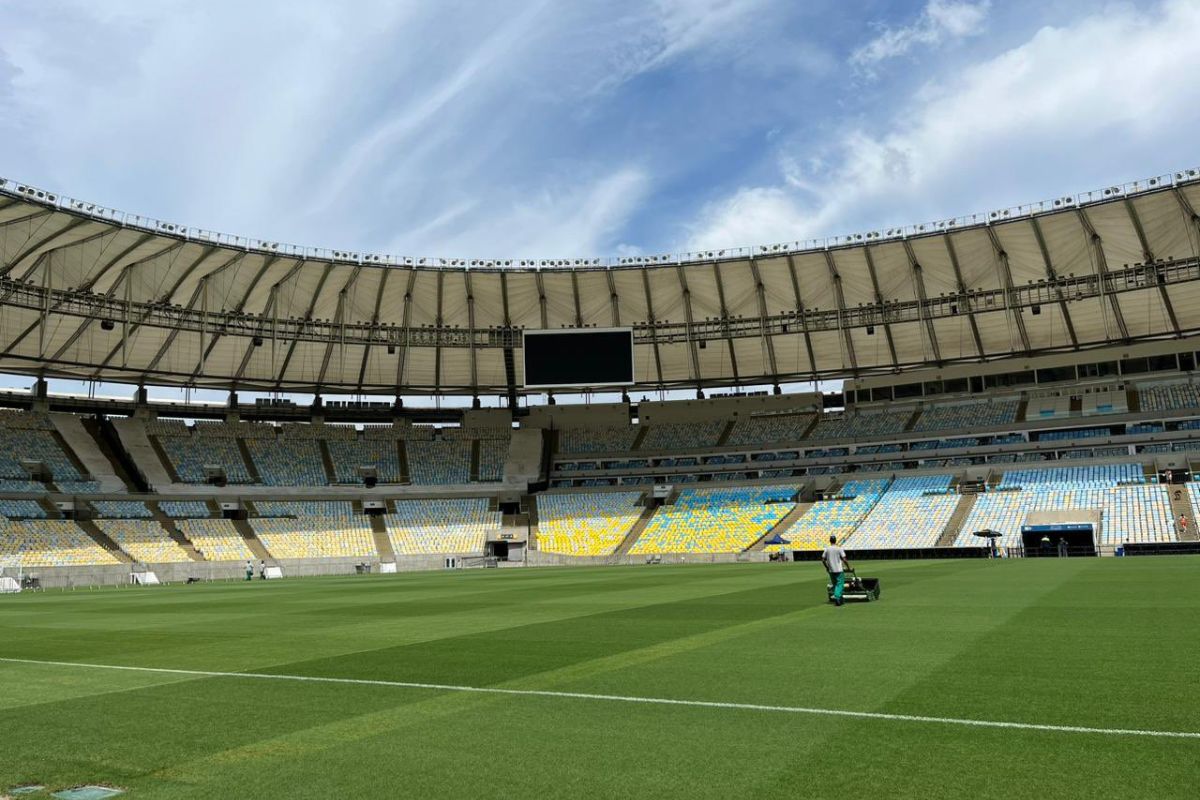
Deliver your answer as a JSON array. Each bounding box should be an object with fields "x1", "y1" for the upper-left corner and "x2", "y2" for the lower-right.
[
  {"x1": 389, "y1": 168, "x2": 651, "y2": 257},
  {"x1": 851, "y1": 0, "x2": 991, "y2": 71},
  {"x1": 687, "y1": 0, "x2": 1200, "y2": 251}
]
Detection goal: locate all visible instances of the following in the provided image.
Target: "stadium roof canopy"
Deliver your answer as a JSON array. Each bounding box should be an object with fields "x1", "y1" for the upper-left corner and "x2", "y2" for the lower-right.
[{"x1": 2, "y1": 170, "x2": 1200, "y2": 396}]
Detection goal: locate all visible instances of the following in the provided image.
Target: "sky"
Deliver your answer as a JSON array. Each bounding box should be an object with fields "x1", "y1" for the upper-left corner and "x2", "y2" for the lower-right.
[{"x1": 3, "y1": 0, "x2": 1200, "y2": 406}]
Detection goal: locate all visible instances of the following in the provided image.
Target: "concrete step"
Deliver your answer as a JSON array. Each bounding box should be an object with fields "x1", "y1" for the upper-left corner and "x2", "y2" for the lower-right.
[
  {"x1": 318, "y1": 439, "x2": 338, "y2": 484},
  {"x1": 936, "y1": 493, "x2": 978, "y2": 547},
  {"x1": 370, "y1": 515, "x2": 396, "y2": 561},
  {"x1": 613, "y1": 503, "x2": 658, "y2": 556},
  {"x1": 51, "y1": 413, "x2": 127, "y2": 492},
  {"x1": 1166, "y1": 484, "x2": 1197, "y2": 541},
  {"x1": 75, "y1": 519, "x2": 135, "y2": 564},
  {"x1": 148, "y1": 502, "x2": 205, "y2": 561},
  {"x1": 236, "y1": 438, "x2": 262, "y2": 483},
  {"x1": 746, "y1": 501, "x2": 813, "y2": 551},
  {"x1": 230, "y1": 517, "x2": 273, "y2": 562}
]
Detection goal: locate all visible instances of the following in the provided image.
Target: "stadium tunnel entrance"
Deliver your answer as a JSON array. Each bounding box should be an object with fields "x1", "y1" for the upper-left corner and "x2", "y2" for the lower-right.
[{"x1": 1021, "y1": 524, "x2": 1097, "y2": 557}]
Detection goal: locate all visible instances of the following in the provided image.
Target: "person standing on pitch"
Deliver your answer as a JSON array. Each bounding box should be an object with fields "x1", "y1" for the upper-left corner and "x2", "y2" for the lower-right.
[
  {"x1": 822, "y1": 535, "x2": 851, "y2": 607},
  {"x1": 245, "y1": 560, "x2": 253, "y2": 582}
]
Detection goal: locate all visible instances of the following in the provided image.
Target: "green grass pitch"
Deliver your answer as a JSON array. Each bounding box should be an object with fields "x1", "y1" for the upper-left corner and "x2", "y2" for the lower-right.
[{"x1": 1, "y1": 557, "x2": 1198, "y2": 798}]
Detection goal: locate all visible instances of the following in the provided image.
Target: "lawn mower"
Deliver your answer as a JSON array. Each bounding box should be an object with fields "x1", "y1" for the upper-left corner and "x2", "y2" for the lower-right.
[{"x1": 827, "y1": 569, "x2": 881, "y2": 603}]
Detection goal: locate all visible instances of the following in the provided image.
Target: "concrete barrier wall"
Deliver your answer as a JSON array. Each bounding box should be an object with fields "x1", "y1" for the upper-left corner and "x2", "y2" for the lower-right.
[{"x1": 10, "y1": 550, "x2": 778, "y2": 589}]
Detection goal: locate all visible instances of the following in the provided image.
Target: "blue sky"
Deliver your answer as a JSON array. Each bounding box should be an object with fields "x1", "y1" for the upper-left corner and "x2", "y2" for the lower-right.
[{"x1": 3, "y1": 0, "x2": 1200, "y2": 404}]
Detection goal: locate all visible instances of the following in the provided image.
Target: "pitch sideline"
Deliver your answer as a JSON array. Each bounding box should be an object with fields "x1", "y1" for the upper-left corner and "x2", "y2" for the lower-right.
[{"x1": 1, "y1": 656, "x2": 1197, "y2": 740}]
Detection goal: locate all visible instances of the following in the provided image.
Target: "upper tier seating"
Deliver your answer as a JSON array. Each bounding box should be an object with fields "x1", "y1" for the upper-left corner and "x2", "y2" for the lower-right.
[
  {"x1": 385, "y1": 498, "x2": 499, "y2": 555},
  {"x1": 441, "y1": 426, "x2": 511, "y2": 441},
  {"x1": 765, "y1": 479, "x2": 890, "y2": 552},
  {"x1": 725, "y1": 414, "x2": 816, "y2": 447},
  {"x1": 957, "y1": 465, "x2": 1170, "y2": 548},
  {"x1": 1138, "y1": 381, "x2": 1200, "y2": 412},
  {"x1": 157, "y1": 433, "x2": 253, "y2": 484},
  {"x1": 406, "y1": 440, "x2": 472, "y2": 484},
  {"x1": 1040, "y1": 427, "x2": 1109, "y2": 442},
  {"x1": 847, "y1": 475, "x2": 957, "y2": 549},
  {"x1": 0, "y1": 427, "x2": 83, "y2": 481},
  {"x1": 808, "y1": 410, "x2": 910, "y2": 441},
  {"x1": 194, "y1": 420, "x2": 275, "y2": 438},
  {"x1": 158, "y1": 501, "x2": 212, "y2": 518},
  {"x1": 631, "y1": 485, "x2": 797, "y2": 555},
  {"x1": 0, "y1": 479, "x2": 46, "y2": 492},
  {"x1": 54, "y1": 480, "x2": 102, "y2": 494},
  {"x1": 640, "y1": 420, "x2": 726, "y2": 451},
  {"x1": 912, "y1": 400, "x2": 1019, "y2": 432},
  {"x1": 537, "y1": 491, "x2": 643, "y2": 556},
  {"x1": 250, "y1": 516, "x2": 375, "y2": 559},
  {"x1": 96, "y1": 519, "x2": 190, "y2": 563},
  {"x1": 478, "y1": 440, "x2": 507, "y2": 481},
  {"x1": 0, "y1": 499, "x2": 47, "y2": 519},
  {"x1": 246, "y1": 438, "x2": 327, "y2": 486},
  {"x1": 327, "y1": 440, "x2": 402, "y2": 483},
  {"x1": 0, "y1": 519, "x2": 121, "y2": 566},
  {"x1": 0, "y1": 409, "x2": 53, "y2": 429},
  {"x1": 254, "y1": 501, "x2": 355, "y2": 517},
  {"x1": 558, "y1": 426, "x2": 639, "y2": 453},
  {"x1": 177, "y1": 518, "x2": 255, "y2": 561},
  {"x1": 281, "y1": 423, "x2": 356, "y2": 440},
  {"x1": 91, "y1": 500, "x2": 152, "y2": 518}
]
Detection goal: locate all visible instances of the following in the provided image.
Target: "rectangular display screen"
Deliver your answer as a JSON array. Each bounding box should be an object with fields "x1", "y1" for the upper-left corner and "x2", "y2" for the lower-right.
[{"x1": 522, "y1": 328, "x2": 634, "y2": 389}]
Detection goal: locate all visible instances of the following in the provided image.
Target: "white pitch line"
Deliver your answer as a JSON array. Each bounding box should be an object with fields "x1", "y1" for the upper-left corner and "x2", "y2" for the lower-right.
[{"x1": 2, "y1": 656, "x2": 1197, "y2": 740}]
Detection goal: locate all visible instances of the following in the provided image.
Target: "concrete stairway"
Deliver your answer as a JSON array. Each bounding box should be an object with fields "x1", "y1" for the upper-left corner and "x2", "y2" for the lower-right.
[
  {"x1": 1167, "y1": 485, "x2": 1197, "y2": 541},
  {"x1": 715, "y1": 420, "x2": 735, "y2": 446},
  {"x1": 230, "y1": 518, "x2": 274, "y2": 562},
  {"x1": 49, "y1": 413, "x2": 126, "y2": 492},
  {"x1": 612, "y1": 504, "x2": 659, "y2": 556},
  {"x1": 318, "y1": 440, "x2": 338, "y2": 484},
  {"x1": 936, "y1": 493, "x2": 978, "y2": 547},
  {"x1": 369, "y1": 515, "x2": 396, "y2": 561},
  {"x1": 148, "y1": 502, "x2": 205, "y2": 561},
  {"x1": 236, "y1": 439, "x2": 262, "y2": 483},
  {"x1": 92, "y1": 417, "x2": 148, "y2": 492},
  {"x1": 469, "y1": 440, "x2": 481, "y2": 482},
  {"x1": 75, "y1": 519, "x2": 135, "y2": 564},
  {"x1": 112, "y1": 418, "x2": 175, "y2": 489},
  {"x1": 746, "y1": 502, "x2": 813, "y2": 551}
]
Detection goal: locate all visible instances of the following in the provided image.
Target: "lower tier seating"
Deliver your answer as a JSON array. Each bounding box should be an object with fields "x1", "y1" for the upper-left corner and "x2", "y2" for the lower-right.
[
  {"x1": 957, "y1": 466, "x2": 1173, "y2": 548},
  {"x1": 847, "y1": 475, "x2": 958, "y2": 549},
  {"x1": 765, "y1": 479, "x2": 890, "y2": 552},
  {"x1": 177, "y1": 519, "x2": 255, "y2": 561},
  {"x1": 0, "y1": 519, "x2": 121, "y2": 567},
  {"x1": 537, "y1": 491, "x2": 643, "y2": 556},
  {"x1": 631, "y1": 485, "x2": 797, "y2": 555},
  {"x1": 250, "y1": 516, "x2": 376, "y2": 559},
  {"x1": 95, "y1": 520, "x2": 191, "y2": 563},
  {"x1": 385, "y1": 498, "x2": 498, "y2": 555}
]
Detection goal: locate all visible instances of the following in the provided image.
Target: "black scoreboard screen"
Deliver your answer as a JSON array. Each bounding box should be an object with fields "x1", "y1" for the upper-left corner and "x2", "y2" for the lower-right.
[{"x1": 522, "y1": 328, "x2": 635, "y2": 389}]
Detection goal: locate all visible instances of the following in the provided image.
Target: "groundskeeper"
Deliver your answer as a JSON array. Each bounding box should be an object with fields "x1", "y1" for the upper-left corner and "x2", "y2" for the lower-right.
[{"x1": 822, "y1": 535, "x2": 851, "y2": 607}]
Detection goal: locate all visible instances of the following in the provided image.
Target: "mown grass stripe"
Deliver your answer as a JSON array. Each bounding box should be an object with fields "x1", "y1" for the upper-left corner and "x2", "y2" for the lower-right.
[{"x1": 2, "y1": 655, "x2": 1196, "y2": 740}]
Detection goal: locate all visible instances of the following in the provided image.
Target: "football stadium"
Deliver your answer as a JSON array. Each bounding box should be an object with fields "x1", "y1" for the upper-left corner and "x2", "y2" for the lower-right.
[
  {"x1": 3, "y1": 167, "x2": 1200, "y2": 796},
  {"x1": 4, "y1": 3, "x2": 1200, "y2": 797}
]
